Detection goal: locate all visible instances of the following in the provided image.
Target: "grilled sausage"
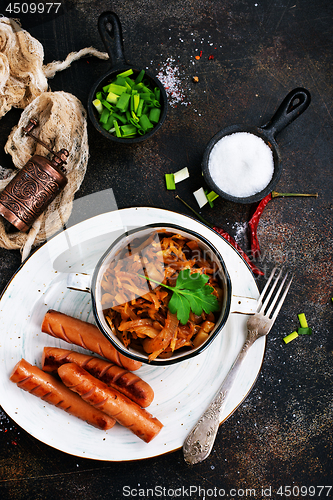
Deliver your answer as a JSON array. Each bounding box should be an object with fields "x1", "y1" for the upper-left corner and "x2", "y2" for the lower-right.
[
  {"x1": 58, "y1": 363, "x2": 163, "y2": 443},
  {"x1": 42, "y1": 347, "x2": 154, "y2": 407},
  {"x1": 41, "y1": 310, "x2": 141, "y2": 372},
  {"x1": 10, "y1": 358, "x2": 115, "y2": 431}
]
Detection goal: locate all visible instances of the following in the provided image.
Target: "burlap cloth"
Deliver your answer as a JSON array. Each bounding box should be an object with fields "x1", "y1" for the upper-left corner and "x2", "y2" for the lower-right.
[{"x1": 0, "y1": 17, "x2": 108, "y2": 260}]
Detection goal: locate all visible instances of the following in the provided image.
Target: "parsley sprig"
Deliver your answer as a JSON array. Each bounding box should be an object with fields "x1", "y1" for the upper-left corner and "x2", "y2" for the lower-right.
[{"x1": 139, "y1": 269, "x2": 220, "y2": 325}]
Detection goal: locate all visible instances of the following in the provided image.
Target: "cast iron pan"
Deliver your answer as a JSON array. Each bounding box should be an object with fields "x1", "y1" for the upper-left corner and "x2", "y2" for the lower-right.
[
  {"x1": 202, "y1": 88, "x2": 311, "y2": 204},
  {"x1": 87, "y1": 11, "x2": 168, "y2": 144}
]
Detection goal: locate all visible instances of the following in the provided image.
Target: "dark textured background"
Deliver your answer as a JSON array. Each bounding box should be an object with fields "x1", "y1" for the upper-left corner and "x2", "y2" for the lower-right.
[{"x1": 0, "y1": 0, "x2": 332, "y2": 498}]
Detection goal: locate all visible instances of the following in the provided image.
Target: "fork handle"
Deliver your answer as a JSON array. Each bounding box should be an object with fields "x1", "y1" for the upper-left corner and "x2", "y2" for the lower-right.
[{"x1": 183, "y1": 335, "x2": 255, "y2": 465}]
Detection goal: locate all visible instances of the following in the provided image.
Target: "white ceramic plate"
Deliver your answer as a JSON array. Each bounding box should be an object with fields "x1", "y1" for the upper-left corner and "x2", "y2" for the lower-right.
[{"x1": 0, "y1": 207, "x2": 265, "y2": 461}]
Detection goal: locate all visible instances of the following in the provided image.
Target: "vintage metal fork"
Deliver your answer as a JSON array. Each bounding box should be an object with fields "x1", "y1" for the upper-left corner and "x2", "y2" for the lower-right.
[{"x1": 183, "y1": 267, "x2": 293, "y2": 465}]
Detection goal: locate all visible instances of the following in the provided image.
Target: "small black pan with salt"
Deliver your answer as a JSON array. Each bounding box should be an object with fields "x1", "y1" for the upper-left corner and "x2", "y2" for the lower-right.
[{"x1": 202, "y1": 88, "x2": 311, "y2": 204}]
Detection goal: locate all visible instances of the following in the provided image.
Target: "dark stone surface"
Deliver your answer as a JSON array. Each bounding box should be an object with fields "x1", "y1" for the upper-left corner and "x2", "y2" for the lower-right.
[{"x1": 0, "y1": 0, "x2": 332, "y2": 498}]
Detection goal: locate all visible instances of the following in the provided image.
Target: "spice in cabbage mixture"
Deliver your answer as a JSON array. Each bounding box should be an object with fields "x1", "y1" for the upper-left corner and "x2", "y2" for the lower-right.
[{"x1": 93, "y1": 69, "x2": 162, "y2": 138}]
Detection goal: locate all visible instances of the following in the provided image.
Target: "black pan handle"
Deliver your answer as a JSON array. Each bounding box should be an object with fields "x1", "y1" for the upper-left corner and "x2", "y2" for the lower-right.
[
  {"x1": 261, "y1": 88, "x2": 311, "y2": 138},
  {"x1": 98, "y1": 11, "x2": 127, "y2": 69}
]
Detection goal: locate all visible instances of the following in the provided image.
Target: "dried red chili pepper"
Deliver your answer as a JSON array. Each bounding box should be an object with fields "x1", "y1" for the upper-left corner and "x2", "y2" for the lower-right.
[
  {"x1": 248, "y1": 193, "x2": 272, "y2": 259},
  {"x1": 248, "y1": 191, "x2": 318, "y2": 258},
  {"x1": 175, "y1": 196, "x2": 264, "y2": 276}
]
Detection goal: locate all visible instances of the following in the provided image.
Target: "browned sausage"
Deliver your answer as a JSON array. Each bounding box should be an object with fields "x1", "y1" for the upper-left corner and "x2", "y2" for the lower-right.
[
  {"x1": 58, "y1": 363, "x2": 163, "y2": 443},
  {"x1": 10, "y1": 358, "x2": 116, "y2": 431},
  {"x1": 42, "y1": 347, "x2": 154, "y2": 408},
  {"x1": 41, "y1": 310, "x2": 141, "y2": 372}
]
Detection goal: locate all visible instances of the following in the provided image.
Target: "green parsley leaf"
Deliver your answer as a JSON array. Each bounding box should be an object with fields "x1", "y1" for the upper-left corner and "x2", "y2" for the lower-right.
[
  {"x1": 138, "y1": 269, "x2": 220, "y2": 325},
  {"x1": 168, "y1": 292, "x2": 191, "y2": 325},
  {"x1": 174, "y1": 268, "x2": 209, "y2": 290}
]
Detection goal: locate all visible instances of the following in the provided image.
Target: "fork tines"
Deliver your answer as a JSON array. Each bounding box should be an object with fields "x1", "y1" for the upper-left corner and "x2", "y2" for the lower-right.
[{"x1": 257, "y1": 267, "x2": 293, "y2": 320}]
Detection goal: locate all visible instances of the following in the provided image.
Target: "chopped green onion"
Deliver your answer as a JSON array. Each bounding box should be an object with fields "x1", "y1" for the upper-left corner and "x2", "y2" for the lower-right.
[
  {"x1": 116, "y1": 92, "x2": 131, "y2": 112},
  {"x1": 121, "y1": 124, "x2": 137, "y2": 136},
  {"x1": 124, "y1": 81, "x2": 132, "y2": 92},
  {"x1": 142, "y1": 85, "x2": 153, "y2": 94},
  {"x1": 131, "y1": 94, "x2": 140, "y2": 113},
  {"x1": 103, "y1": 83, "x2": 111, "y2": 93},
  {"x1": 206, "y1": 191, "x2": 219, "y2": 203},
  {"x1": 283, "y1": 331, "x2": 299, "y2": 344},
  {"x1": 298, "y1": 313, "x2": 308, "y2": 328},
  {"x1": 93, "y1": 68, "x2": 163, "y2": 139},
  {"x1": 298, "y1": 327, "x2": 312, "y2": 335},
  {"x1": 117, "y1": 68, "x2": 134, "y2": 78},
  {"x1": 99, "y1": 107, "x2": 110, "y2": 124},
  {"x1": 106, "y1": 92, "x2": 119, "y2": 104},
  {"x1": 133, "y1": 83, "x2": 144, "y2": 91},
  {"x1": 93, "y1": 99, "x2": 103, "y2": 114},
  {"x1": 129, "y1": 117, "x2": 141, "y2": 128},
  {"x1": 135, "y1": 69, "x2": 145, "y2": 84},
  {"x1": 193, "y1": 187, "x2": 208, "y2": 208},
  {"x1": 100, "y1": 99, "x2": 113, "y2": 111},
  {"x1": 136, "y1": 99, "x2": 144, "y2": 117},
  {"x1": 103, "y1": 114, "x2": 115, "y2": 131},
  {"x1": 165, "y1": 174, "x2": 176, "y2": 190},
  {"x1": 114, "y1": 76, "x2": 126, "y2": 86},
  {"x1": 149, "y1": 107, "x2": 161, "y2": 124},
  {"x1": 140, "y1": 93, "x2": 155, "y2": 101},
  {"x1": 113, "y1": 120, "x2": 121, "y2": 138},
  {"x1": 125, "y1": 76, "x2": 135, "y2": 88},
  {"x1": 205, "y1": 189, "x2": 219, "y2": 208},
  {"x1": 107, "y1": 84, "x2": 127, "y2": 95},
  {"x1": 139, "y1": 114, "x2": 153, "y2": 131},
  {"x1": 112, "y1": 112, "x2": 127, "y2": 125},
  {"x1": 174, "y1": 167, "x2": 190, "y2": 184},
  {"x1": 131, "y1": 111, "x2": 139, "y2": 122}
]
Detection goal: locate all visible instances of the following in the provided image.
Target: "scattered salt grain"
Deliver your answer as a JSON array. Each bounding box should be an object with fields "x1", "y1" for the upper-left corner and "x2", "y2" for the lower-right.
[
  {"x1": 232, "y1": 221, "x2": 248, "y2": 244},
  {"x1": 0, "y1": 408, "x2": 10, "y2": 430},
  {"x1": 156, "y1": 58, "x2": 190, "y2": 108},
  {"x1": 208, "y1": 132, "x2": 274, "y2": 198}
]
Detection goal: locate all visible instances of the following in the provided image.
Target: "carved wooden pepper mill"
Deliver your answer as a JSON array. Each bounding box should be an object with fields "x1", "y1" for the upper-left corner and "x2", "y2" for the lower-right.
[{"x1": 0, "y1": 119, "x2": 69, "y2": 232}]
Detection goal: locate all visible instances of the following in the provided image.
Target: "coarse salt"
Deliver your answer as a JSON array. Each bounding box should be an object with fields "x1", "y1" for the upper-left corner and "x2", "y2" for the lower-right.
[
  {"x1": 156, "y1": 57, "x2": 190, "y2": 108},
  {"x1": 208, "y1": 132, "x2": 274, "y2": 198}
]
